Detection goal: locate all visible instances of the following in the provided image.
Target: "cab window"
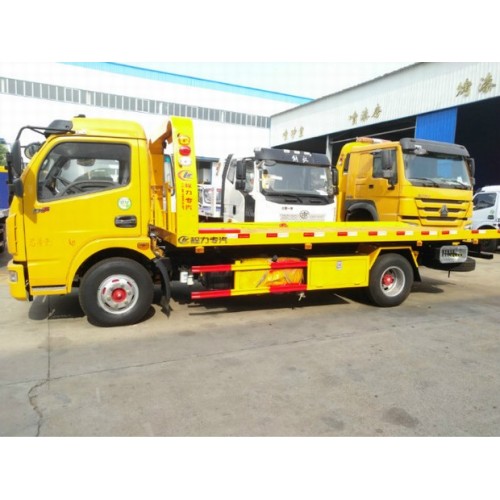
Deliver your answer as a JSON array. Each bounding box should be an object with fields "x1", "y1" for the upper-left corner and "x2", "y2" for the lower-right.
[
  {"x1": 473, "y1": 192, "x2": 496, "y2": 210},
  {"x1": 226, "y1": 162, "x2": 235, "y2": 183},
  {"x1": 37, "y1": 142, "x2": 130, "y2": 201}
]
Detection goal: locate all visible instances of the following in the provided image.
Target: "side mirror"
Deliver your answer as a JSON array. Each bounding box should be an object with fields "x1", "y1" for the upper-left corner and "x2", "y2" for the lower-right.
[
  {"x1": 382, "y1": 169, "x2": 393, "y2": 179},
  {"x1": 235, "y1": 160, "x2": 246, "y2": 191},
  {"x1": 468, "y1": 158, "x2": 475, "y2": 186},
  {"x1": 331, "y1": 168, "x2": 339, "y2": 195},
  {"x1": 8, "y1": 140, "x2": 23, "y2": 178},
  {"x1": 380, "y1": 150, "x2": 397, "y2": 188},
  {"x1": 236, "y1": 159, "x2": 253, "y2": 181},
  {"x1": 381, "y1": 150, "x2": 394, "y2": 171},
  {"x1": 235, "y1": 160, "x2": 246, "y2": 181},
  {"x1": 24, "y1": 142, "x2": 42, "y2": 159},
  {"x1": 10, "y1": 177, "x2": 24, "y2": 198},
  {"x1": 235, "y1": 159, "x2": 253, "y2": 191}
]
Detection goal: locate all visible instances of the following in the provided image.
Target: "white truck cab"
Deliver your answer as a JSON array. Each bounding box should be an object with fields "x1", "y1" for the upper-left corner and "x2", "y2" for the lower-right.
[
  {"x1": 472, "y1": 185, "x2": 500, "y2": 251},
  {"x1": 222, "y1": 147, "x2": 336, "y2": 223}
]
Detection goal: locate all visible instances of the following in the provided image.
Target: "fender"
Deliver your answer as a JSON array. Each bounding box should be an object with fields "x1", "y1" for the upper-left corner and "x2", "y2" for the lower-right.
[
  {"x1": 344, "y1": 199, "x2": 379, "y2": 221},
  {"x1": 66, "y1": 237, "x2": 156, "y2": 292}
]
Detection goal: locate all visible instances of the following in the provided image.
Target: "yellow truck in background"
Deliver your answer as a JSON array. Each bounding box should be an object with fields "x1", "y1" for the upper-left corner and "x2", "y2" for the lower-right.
[
  {"x1": 5, "y1": 116, "x2": 497, "y2": 327},
  {"x1": 334, "y1": 136, "x2": 475, "y2": 227}
]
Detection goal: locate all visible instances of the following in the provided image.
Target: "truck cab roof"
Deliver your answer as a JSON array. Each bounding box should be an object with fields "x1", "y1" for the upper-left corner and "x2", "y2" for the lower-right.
[{"x1": 476, "y1": 185, "x2": 500, "y2": 193}]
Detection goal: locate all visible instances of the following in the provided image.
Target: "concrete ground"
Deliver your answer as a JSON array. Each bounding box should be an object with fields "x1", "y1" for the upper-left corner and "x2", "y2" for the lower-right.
[{"x1": 1, "y1": 250, "x2": 499, "y2": 437}]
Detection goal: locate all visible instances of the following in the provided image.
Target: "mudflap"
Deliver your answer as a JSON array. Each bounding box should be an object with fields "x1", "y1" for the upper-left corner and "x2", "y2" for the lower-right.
[{"x1": 153, "y1": 257, "x2": 172, "y2": 316}]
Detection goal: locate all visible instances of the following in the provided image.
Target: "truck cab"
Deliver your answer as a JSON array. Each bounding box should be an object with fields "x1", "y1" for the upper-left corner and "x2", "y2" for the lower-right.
[
  {"x1": 221, "y1": 147, "x2": 336, "y2": 223},
  {"x1": 336, "y1": 137, "x2": 475, "y2": 228},
  {"x1": 472, "y1": 185, "x2": 500, "y2": 252}
]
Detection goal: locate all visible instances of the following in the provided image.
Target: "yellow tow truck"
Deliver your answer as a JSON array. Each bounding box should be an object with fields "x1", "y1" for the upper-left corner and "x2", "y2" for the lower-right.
[{"x1": 5, "y1": 116, "x2": 498, "y2": 326}]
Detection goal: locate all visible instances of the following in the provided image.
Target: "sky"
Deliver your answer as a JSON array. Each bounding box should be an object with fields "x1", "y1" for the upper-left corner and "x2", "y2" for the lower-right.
[
  {"x1": 128, "y1": 62, "x2": 413, "y2": 100},
  {"x1": 4, "y1": 1, "x2": 495, "y2": 104}
]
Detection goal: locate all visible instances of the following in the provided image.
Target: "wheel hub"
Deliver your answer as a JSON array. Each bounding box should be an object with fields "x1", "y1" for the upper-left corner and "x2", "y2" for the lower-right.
[
  {"x1": 111, "y1": 287, "x2": 127, "y2": 303},
  {"x1": 98, "y1": 275, "x2": 139, "y2": 314},
  {"x1": 382, "y1": 272, "x2": 395, "y2": 287}
]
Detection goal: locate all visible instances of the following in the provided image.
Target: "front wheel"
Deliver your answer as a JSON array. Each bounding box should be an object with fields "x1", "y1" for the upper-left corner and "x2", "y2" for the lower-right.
[
  {"x1": 79, "y1": 258, "x2": 154, "y2": 327},
  {"x1": 366, "y1": 253, "x2": 414, "y2": 307}
]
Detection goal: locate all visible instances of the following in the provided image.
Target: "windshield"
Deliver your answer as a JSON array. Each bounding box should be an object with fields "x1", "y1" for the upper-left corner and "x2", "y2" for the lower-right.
[
  {"x1": 403, "y1": 152, "x2": 472, "y2": 189},
  {"x1": 258, "y1": 161, "x2": 333, "y2": 197}
]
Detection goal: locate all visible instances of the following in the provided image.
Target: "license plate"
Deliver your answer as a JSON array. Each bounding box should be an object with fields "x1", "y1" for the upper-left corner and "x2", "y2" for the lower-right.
[{"x1": 439, "y1": 245, "x2": 468, "y2": 264}]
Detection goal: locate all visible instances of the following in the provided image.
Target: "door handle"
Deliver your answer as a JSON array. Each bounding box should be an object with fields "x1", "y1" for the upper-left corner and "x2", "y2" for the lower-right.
[{"x1": 115, "y1": 215, "x2": 137, "y2": 228}]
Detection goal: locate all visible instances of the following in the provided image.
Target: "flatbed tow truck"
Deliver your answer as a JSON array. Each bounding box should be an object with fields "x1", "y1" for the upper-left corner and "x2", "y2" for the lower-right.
[{"x1": 5, "y1": 116, "x2": 498, "y2": 326}]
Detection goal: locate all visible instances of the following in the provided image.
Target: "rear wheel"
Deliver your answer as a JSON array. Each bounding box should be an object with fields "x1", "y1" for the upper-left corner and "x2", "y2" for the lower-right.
[
  {"x1": 79, "y1": 258, "x2": 154, "y2": 327},
  {"x1": 480, "y1": 239, "x2": 498, "y2": 253},
  {"x1": 367, "y1": 253, "x2": 413, "y2": 307}
]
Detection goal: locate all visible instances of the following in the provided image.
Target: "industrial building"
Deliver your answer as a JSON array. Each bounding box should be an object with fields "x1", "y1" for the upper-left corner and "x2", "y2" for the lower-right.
[
  {"x1": 1, "y1": 62, "x2": 499, "y2": 188},
  {"x1": 270, "y1": 62, "x2": 500, "y2": 188}
]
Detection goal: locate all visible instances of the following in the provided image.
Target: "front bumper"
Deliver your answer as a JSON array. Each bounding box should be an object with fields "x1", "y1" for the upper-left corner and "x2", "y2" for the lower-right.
[{"x1": 7, "y1": 260, "x2": 29, "y2": 301}]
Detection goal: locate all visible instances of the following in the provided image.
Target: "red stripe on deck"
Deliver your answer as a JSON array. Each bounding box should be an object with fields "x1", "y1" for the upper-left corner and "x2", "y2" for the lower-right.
[
  {"x1": 191, "y1": 264, "x2": 232, "y2": 273},
  {"x1": 269, "y1": 284, "x2": 307, "y2": 293},
  {"x1": 198, "y1": 228, "x2": 241, "y2": 234},
  {"x1": 191, "y1": 289, "x2": 232, "y2": 299},
  {"x1": 269, "y1": 261, "x2": 308, "y2": 270}
]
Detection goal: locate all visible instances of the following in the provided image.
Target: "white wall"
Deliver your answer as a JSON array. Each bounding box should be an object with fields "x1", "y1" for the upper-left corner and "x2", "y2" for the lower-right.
[
  {"x1": 0, "y1": 93, "x2": 269, "y2": 158},
  {"x1": 0, "y1": 62, "x2": 292, "y2": 158}
]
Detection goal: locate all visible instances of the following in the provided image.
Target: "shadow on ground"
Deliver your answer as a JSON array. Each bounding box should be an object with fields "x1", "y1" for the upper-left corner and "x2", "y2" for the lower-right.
[{"x1": 24, "y1": 273, "x2": 451, "y2": 324}]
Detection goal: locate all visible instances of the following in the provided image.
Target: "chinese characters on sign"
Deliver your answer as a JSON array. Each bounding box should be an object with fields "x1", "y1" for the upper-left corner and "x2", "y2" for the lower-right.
[
  {"x1": 456, "y1": 73, "x2": 496, "y2": 97},
  {"x1": 178, "y1": 235, "x2": 228, "y2": 245},
  {"x1": 456, "y1": 78, "x2": 472, "y2": 97},
  {"x1": 348, "y1": 104, "x2": 382, "y2": 125},
  {"x1": 282, "y1": 125, "x2": 305, "y2": 142},
  {"x1": 181, "y1": 185, "x2": 194, "y2": 212},
  {"x1": 479, "y1": 73, "x2": 496, "y2": 93}
]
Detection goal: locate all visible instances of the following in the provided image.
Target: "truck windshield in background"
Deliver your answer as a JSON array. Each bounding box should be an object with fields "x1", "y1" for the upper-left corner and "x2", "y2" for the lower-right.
[
  {"x1": 258, "y1": 160, "x2": 334, "y2": 201},
  {"x1": 403, "y1": 152, "x2": 473, "y2": 189}
]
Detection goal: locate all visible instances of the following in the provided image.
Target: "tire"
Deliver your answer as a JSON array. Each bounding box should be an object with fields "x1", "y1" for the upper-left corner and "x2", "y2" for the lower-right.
[
  {"x1": 480, "y1": 239, "x2": 498, "y2": 253},
  {"x1": 79, "y1": 258, "x2": 154, "y2": 327},
  {"x1": 367, "y1": 253, "x2": 414, "y2": 307},
  {"x1": 445, "y1": 256, "x2": 476, "y2": 273}
]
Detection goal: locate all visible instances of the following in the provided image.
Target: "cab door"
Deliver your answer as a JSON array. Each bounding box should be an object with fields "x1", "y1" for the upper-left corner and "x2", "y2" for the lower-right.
[
  {"x1": 353, "y1": 149, "x2": 400, "y2": 220},
  {"x1": 23, "y1": 139, "x2": 141, "y2": 291}
]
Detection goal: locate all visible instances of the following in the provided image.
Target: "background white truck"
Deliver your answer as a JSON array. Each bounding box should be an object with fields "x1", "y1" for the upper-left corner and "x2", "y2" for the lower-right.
[
  {"x1": 472, "y1": 185, "x2": 500, "y2": 252},
  {"x1": 219, "y1": 147, "x2": 335, "y2": 223}
]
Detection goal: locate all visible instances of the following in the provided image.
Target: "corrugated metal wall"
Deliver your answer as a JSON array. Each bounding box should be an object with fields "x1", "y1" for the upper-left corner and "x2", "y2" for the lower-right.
[{"x1": 415, "y1": 107, "x2": 458, "y2": 143}]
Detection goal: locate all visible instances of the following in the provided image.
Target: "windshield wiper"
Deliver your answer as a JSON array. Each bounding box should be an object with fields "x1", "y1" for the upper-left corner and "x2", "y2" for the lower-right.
[
  {"x1": 437, "y1": 178, "x2": 470, "y2": 189},
  {"x1": 408, "y1": 177, "x2": 441, "y2": 187}
]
